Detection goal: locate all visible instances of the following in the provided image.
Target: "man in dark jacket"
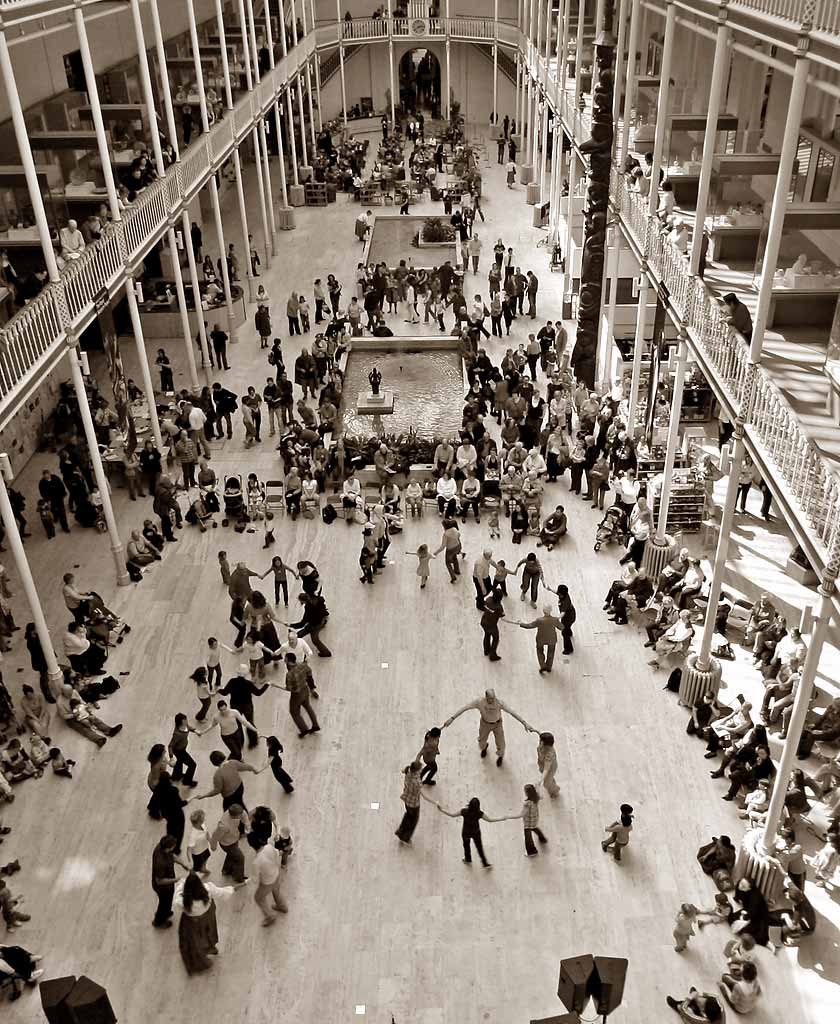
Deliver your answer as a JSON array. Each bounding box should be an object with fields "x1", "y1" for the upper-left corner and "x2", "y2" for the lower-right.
[
  {"x1": 38, "y1": 470, "x2": 69, "y2": 532},
  {"x1": 289, "y1": 592, "x2": 332, "y2": 658},
  {"x1": 153, "y1": 476, "x2": 182, "y2": 542},
  {"x1": 211, "y1": 382, "x2": 238, "y2": 438},
  {"x1": 555, "y1": 584, "x2": 576, "y2": 654},
  {"x1": 210, "y1": 324, "x2": 230, "y2": 370},
  {"x1": 219, "y1": 667, "x2": 270, "y2": 748}
]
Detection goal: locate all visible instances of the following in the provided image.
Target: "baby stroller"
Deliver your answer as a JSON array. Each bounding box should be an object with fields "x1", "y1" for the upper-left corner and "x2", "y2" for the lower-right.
[
  {"x1": 87, "y1": 592, "x2": 131, "y2": 645},
  {"x1": 246, "y1": 474, "x2": 267, "y2": 521},
  {"x1": 594, "y1": 506, "x2": 628, "y2": 552},
  {"x1": 222, "y1": 475, "x2": 249, "y2": 530}
]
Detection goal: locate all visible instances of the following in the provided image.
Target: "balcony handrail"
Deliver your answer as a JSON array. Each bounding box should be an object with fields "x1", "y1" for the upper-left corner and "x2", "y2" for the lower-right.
[{"x1": 729, "y1": 0, "x2": 840, "y2": 37}]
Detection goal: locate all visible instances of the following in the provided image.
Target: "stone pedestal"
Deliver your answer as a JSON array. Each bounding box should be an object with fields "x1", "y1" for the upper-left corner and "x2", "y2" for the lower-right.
[
  {"x1": 735, "y1": 828, "x2": 786, "y2": 903},
  {"x1": 289, "y1": 184, "x2": 306, "y2": 207},
  {"x1": 299, "y1": 165, "x2": 313, "y2": 183},
  {"x1": 526, "y1": 182, "x2": 541, "y2": 205},
  {"x1": 510, "y1": 133, "x2": 522, "y2": 151},
  {"x1": 277, "y1": 206, "x2": 296, "y2": 230},
  {"x1": 641, "y1": 533, "x2": 676, "y2": 579},
  {"x1": 357, "y1": 390, "x2": 394, "y2": 437},
  {"x1": 678, "y1": 653, "x2": 722, "y2": 707},
  {"x1": 519, "y1": 163, "x2": 534, "y2": 186}
]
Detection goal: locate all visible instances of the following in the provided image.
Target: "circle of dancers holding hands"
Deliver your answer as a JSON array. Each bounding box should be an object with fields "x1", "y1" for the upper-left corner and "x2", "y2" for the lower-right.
[{"x1": 393, "y1": 686, "x2": 634, "y2": 867}]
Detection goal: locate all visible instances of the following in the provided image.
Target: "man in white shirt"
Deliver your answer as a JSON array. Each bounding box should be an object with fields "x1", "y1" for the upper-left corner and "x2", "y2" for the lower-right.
[
  {"x1": 454, "y1": 440, "x2": 478, "y2": 482},
  {"x1": 253, "y1": 837, "x2": 287, "y2": 925},
  {"x1": 277, "y1": 629, "x2": 313, "y2": 665},
  {"x1": 614, "y1": 470, "x2": 640, "y2": 513},
  {"x1": 342, "y1": 474, "x2": 362, "y2": 513},
  {"x1": 60, "y1": 220, "x2": 85, "y2": 259},
  {"x1": 773, "y1": 627, "x2": 807, "y2": 670},
  {"x1": 62, "y1": 572, "x2": 93, "y2": 623},
  {"x1": 187, "y1": 402, "x2": 209, "y2": 457}
]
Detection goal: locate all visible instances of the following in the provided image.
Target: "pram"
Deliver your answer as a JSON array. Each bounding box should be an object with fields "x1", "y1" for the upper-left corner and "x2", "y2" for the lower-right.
[
  {"x1": 246, "y1": 474, "x2": 267, "y2": 521},
  {"x1": 221, "y1": 475, "x2": 249, "y2": 529},
  {"x1": 594, "y1": 506, "x2": 628, "y2": 552},
  {"x1": 87, "y1": 591, "x2": 131, "y2": 646}
]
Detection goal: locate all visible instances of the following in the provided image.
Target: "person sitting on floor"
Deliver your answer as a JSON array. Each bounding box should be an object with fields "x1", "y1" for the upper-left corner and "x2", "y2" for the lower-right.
[
  {"x1": 538, "y1": 505, "x2": 567, "y2": 550},
  {"x1": 665, "y1": 987, "x2": 723, "y2": 1021}
]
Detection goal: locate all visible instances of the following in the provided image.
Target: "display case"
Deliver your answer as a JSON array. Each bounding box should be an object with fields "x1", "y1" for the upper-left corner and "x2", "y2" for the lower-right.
[
  {"x1": 0, "y1": 165, "x2": 66, "y2": 246},
  {"x1": 648, "y1": 467, "x2": 706, "y2": 533}
]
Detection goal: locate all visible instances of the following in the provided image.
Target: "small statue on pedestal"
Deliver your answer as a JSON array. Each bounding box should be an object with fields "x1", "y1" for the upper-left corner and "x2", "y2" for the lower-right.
[{"x1": 368, "y1": 366, "x2": 382, "y2": 396}]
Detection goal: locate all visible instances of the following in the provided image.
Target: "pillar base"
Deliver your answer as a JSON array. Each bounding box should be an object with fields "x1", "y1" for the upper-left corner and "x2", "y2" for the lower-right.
[
  {"x1": 526, "y1": 181, "x2": 541, "y2": 205},
  {"x1": 641, "y1": 533, "x2": 676, "y2": 578},
  {"x1": 735, "y1": 828, "x2": 786, "y2": 903},
  {"x1": 519, "y1": 163, "x2": 534, "y2": 185},
  {"x1": 277, "y1": 206, "x2": 296, "y2": 230},
  {"x1": 299, "y1": 165, "x2": 313, "y2": 183},
  {"x1": 289, "y1": 184, "x2": 306, "y2": 207},
  {"x1": 678, "y1": 652, "x2": 722, "y2": 707},
  {"x1": 510, "y1": 133, "x2": 522, "y2": 150},
  {"x1": 47, "y1": 668, "x2": 65, "y2": 700}
]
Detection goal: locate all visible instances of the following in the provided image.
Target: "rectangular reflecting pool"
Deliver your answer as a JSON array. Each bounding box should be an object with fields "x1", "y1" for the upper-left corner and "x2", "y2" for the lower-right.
[
  {"x1": 367, "y1": 214, "x2": 457, "y2": 269},
  {"x1": 340, "y1": 348, "x2": 464, "y2": 440}
]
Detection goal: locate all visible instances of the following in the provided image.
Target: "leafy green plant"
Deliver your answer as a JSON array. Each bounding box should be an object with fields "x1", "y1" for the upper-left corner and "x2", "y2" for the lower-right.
[{"x1": 421, "y1": 217, "x2": 455, "y2": 243}]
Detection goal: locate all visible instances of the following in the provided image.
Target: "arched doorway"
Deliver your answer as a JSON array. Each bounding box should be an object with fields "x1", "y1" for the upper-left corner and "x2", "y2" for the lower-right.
[{"x1": 398, "y1": 49, "x2": 441, "y2": 116}]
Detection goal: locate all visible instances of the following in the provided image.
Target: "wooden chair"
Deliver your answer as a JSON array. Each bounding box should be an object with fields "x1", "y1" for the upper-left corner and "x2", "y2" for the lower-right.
[{"x1": 265, "y1": 480, "x2": 285, "y2": 516}]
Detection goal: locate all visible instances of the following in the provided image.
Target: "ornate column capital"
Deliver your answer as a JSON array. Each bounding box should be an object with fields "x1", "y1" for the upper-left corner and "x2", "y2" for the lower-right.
[{"x1": 64, "y1": 330, "x2": 80, "y2": 350}]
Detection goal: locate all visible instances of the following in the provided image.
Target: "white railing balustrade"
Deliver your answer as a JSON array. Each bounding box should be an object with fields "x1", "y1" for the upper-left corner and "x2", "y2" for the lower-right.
[{"x1": 342, "y1": 18, "x2": 388, "y2": 41}]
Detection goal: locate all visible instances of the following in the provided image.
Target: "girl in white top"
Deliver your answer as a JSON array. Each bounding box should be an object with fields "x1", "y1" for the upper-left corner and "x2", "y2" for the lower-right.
[
  {"x1": 436, "y1": 472, "x2": 457, "y2": 515},
  {"x1": 186, "y1": 808, "x2": 213, "y2": 875}
]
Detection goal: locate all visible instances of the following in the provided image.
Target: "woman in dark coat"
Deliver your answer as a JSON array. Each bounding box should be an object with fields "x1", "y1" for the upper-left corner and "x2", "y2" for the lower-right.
[
  {"x1": 728, "y1": 877, "x2": 770, "y2": 946},
  {"x1": 155, "y1": 770, "x2": 187, "y2": 852},
  {"x1": 25, "y1": 623, "x2": 56, "y2": 703}
]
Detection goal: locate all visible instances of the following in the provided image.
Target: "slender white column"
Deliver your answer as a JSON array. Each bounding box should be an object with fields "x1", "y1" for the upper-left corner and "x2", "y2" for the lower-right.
[
  {"x1": 0, "y1": 465, "x2": 64, "y2": 691},
  {"x1": 188, "y1": 0, "x2": 237, "y2": 337},
  {"x1": 445, "y1": 0, "x2": 451, "y2": 121},
  {"x1": 126, "y1": 0, "x2": 170, "y2": 439},
  {"x1": 335, "y1": 0, "x2": 348, "y2": 128},
  {"x1": 263, "y1": 5, "x2": 290, "y2": 208},
  {"x1": 759, "y1": 583, "x2": 834, "y2": 854},
  {"x1": 601, "y1": 228, "x2": 620, "y2": 378},
  {"x1": 387, "y1": 0, "x2": 396, "y2": 124},
  {"x1": 749, "y1": 51, "x2": 810, "y2": 358},
  {"x1": 67, "y1": 344, "x2": 130, "y2": 585},
  {"x1": 181, "y1": 210, "x2": 212, "y2": 370},
  {"x1": 612, "y1": 0, "x2": 628, "y2": 133},
  {"x1": 493, "y1": 0, "x2": 499, "y2": 121},
  {"x1": 297, "y1": 76, "x2": 309, "y2": 165},
  {"x1": 0, "y1": 29, "x2": 61, "y2": 283},
  {"x1": 562, "y1": 150, "x2": 577, "y2": 299},
  {"x1": 559, "y1": 0, "x2": 572, "y2": 96},
  {"x1": 654, "y1": 334, "x2": 688, "y2": 541},
  {"x1": 305, "y1": 61, "x2": 318, "y2": 149},
  {"x1": 689, "y1": 18, "x2": 730, "y2": 276},
  {"x1": 627, "y1": 275, "x2": 649, "y2": 432},
  {"x1": 312, "y1": 51, "x2": 324, "y2": 131},
  {"x1": 286, "y1": 86, "x2": 300, "y2": 185},
  {"x1": 572, "y1": 0, "x2": 585, "y2": 110},
  {"x1": 539, "y1": 101, "x2": 549, "y2": 198},
  {"x1": 695, "y1": 432, "x2": 743, "y2": 670},
  {"x1": 227, "y1": 4, "x2": 257, "y2": 298},
  {"x1": 646, "y1": 0, "x2": 675, "y2": 218},
  {"x1": 246, "y1": 0, "x2": 277, "y2": 248},
  {"x1": 147, "y1": 0, "x2": 201, "y2": 388},
  {"x1": 620, "y1": 0, "x2": 640, "y2": 165}
]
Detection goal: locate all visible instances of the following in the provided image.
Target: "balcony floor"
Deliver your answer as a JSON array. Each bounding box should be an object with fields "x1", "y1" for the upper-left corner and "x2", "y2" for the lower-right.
[{"x1": 1, "y1": 124, "x2": 838, "y2": 1024}]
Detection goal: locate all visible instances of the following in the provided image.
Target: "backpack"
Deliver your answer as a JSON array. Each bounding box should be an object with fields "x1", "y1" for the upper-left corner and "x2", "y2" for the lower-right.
[
  {"x1": 665, "y1": 667, "x2": 682, "y2": 693},
  {"x1": 322, "y1": 504, "x2": 337, "y2": 524}
]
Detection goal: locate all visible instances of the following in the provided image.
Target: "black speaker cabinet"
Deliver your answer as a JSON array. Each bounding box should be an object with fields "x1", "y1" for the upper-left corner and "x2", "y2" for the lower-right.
[
  {"x1": 557, "y1": 953, "x2": 595, "y2": 1013},
  {"x1": 531, "y1": 1016, "x2": 580, "y2": 1023},
  {"x1": 40, "y1": 975, "x2": 76, "y2": 1024},
  {"x1": 65, "y1": 977, "x2": 117, "y2": 1024},
  {"x1": 593, "y1": 956, "x2": 629, "y2": 1016}
]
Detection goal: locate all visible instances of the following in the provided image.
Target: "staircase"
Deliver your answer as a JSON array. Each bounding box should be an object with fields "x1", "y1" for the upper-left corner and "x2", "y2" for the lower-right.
[
  {"x1": 319, "y1": 44, "x2": 361, "y2": 85},
  {"x1": 472, "y1": 43, "x2": 517, "y2": 85}
]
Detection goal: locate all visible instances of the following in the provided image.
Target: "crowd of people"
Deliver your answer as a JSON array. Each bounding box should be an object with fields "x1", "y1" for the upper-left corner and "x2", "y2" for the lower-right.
[{"x1": 0, "y1": 99, "x2": 835, "y2": 1020}]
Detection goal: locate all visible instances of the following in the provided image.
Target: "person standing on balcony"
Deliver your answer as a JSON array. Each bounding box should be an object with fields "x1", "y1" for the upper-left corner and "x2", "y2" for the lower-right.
[
  {"x1": 723, "y1": 293, "x2": 753, "y2": 341},
  {"x1": 497, "y1": 136, "x2": 506, "y2": 163},
  {"x1": 59, "y1": 220, "x2": 85, "y2": 261},
  {"x1": 506, "y1": 159, "x2": 517, "y2": 188},
  {"x1": 190, "y1": 222, "x2": 202, "y2": 262}
]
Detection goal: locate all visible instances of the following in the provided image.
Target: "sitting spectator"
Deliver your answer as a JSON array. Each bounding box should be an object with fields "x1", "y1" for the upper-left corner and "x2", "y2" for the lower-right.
[
  {"x1": 1, "y1": 740, "x2": 39, "y2": 781},
  {"x1": 796, "y1": 696, "x2": 840, "y2": 759},
  {"x1": 49, "y1": 747, "x2": 75, "y2": 778},
  {"x1": 658, "y1": 547, "x2": 691, "y2": 592},
  {"x1": 59, "y1": 219, "x2": 85, "y2": 260},
  {"x1": 718, "y1": 960, "x2": 761, "y2": 1014},
  {"x1": 610, "y1": 567, "x2": 653, "y2": 626},
  {"x1": 644, "y1": 593, "x2": 678, "y2": 647},
  {"x1": 767, "y1": 884, "x2": 815, "y2": 945},
  {"x1": 459, "y1": 470, "x2": 482, "y2": 523},
  {"x1": 436, "y1": 471, "x2": 457, "y2": 518},
  {"x1": 0, "y1": 942, "x2": 43, "y2": 996},
  {"x1": 648, "y1": 609, "x2": 695, "y2": 669},
  {"x1": 56, "y1": 683, "x2": 121, "y2": 746},
  {"x1": 62, "y1": 621, "x2": 106, "y2": 676},
  {"x1": 665, "y1": 988, "x2": 723, "y2": 1021},
  {"x1": 538, "y1": 505, "x2": 567, "y2": 550},
  {"x1": 686, "y1": 691, "x2": 726, "y2": 741},
  {"x1": 743, "y1": 593, "x2": 776, "y2": 647},
  {"x1": 127, "y1": 528, "x2": 161, "y2": 566},
  {"x1": 722, "y1": 743, "x2": 776, "y2": 803},
  {"x1": 670, "y1": 558, "x2": 705, "y2": 609},
  {"x1": 0, "y1": 878, "x2": 30, "y2": 929},
  {"x1": 342, "y1": 473, "x2": 362, "y2": 516}
]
